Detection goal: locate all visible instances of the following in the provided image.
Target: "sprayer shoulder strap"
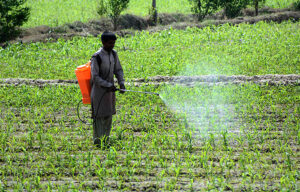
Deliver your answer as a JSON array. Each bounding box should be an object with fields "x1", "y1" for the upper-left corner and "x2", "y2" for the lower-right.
[
  {"x1": 111, "y1": 50, "x2": 117, "y2": 61},
  {"x1": 91, "y1": 53, "x2": 102, "y2": 68},
  {"x1": 92, "y1": 51, "x2": 117, "y2": 69}
]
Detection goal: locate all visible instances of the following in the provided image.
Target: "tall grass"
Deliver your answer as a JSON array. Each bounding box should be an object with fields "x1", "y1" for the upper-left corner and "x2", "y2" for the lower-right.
[
  {"x1": 266, "y1": 0, "x2": 299, "y2": 8},
  {"x1": 24, "y1": 0, "x2": 298, "y2": 28},
  {"x1": 24, "y1": 0, "x2": 192, "y2": 28}
]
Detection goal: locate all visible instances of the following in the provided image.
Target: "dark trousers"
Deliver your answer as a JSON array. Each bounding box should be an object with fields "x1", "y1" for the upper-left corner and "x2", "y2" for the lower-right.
[{"x1": 93, "y1": 116, "x2": 112, "y2": 144}]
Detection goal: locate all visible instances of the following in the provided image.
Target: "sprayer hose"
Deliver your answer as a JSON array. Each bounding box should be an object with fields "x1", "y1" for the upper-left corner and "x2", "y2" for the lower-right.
[
  {"x1": 76, "y1": 99, "x2": 90, "y2": 125},
  {"x1": 77, "y1": 90, "x2": 109, "y2": 125}
]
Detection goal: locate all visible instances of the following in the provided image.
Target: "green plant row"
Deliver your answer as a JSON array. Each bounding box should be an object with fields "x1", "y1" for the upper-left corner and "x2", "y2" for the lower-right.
[
  {"x1": 1, "y1": 21, "x2": 299, "y2": 79},
  {"x1": 0, "y1": 83, "x2": 298, "y2": 190},
  {"x1": 23, "y1": 0, "x2": 299, "y2": 28}
]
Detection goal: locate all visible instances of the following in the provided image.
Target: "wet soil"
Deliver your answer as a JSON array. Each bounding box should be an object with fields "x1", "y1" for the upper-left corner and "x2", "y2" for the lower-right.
[
  {"x1": 1, "y1": 74, "x2": 299, "y2": 87},
  {"x1": 2, "y1": 8, "x2": 299, "y2": 46}
]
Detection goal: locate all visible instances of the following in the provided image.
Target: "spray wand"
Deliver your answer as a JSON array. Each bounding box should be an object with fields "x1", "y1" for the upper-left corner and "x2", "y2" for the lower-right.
[
  {"x1": 77, "y1": 88, "x2": 159, "y2": 125},
  {"x1": 116, "y1": 88, "x2": 160, "y2": 96}
]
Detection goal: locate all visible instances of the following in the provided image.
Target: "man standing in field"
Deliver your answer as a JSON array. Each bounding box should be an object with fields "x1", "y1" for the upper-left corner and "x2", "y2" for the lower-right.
[{"x1": 90, "y1": 31, "x2": 125, "y2": 148}]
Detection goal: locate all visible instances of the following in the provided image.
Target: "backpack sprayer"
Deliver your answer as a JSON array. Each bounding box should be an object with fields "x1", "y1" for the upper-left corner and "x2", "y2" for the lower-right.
[{"x1": 75, "y1": 61, "x2": 159, "y2": 124}]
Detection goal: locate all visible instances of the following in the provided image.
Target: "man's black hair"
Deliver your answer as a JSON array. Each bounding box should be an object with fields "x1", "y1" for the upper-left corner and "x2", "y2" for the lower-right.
[{"x1": 101, "y1": 31, "x2": 117, "y2": 42}]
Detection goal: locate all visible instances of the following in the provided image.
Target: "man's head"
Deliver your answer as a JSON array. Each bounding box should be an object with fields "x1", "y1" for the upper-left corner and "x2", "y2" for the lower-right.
[{"x1": 101, "y1": 31, "x2": 117, "y2": 52}]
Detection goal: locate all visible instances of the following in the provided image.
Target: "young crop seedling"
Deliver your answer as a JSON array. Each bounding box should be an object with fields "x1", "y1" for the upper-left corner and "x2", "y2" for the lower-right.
[{"x1": 1, "y1": 19, "x2": 299, "y2": 190}]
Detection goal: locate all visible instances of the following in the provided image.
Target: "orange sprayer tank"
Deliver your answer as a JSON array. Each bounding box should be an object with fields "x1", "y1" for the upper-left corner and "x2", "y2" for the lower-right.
[{"x1": 75, "y1": 61, "x2": 91, "y2": 104}]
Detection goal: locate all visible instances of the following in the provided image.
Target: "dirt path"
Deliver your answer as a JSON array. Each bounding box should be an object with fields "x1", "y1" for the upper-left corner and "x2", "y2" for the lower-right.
[{"x1": 1, "y1": 74, "x2": 299, "y2": 87}]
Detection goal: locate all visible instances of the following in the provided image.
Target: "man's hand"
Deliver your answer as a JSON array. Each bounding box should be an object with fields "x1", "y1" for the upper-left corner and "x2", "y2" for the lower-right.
[
  {"x1": 106, "y1": 85, "x2": 117, "y2": 92},
  {"x1": 120, "y1": 84, "x2": 126, "y2": 94}
]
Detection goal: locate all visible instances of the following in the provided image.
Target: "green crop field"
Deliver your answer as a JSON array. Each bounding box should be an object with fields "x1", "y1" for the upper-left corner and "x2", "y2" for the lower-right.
[
  {"x1": 24, "y1": 0, "x2": 299, "y2": 28},
  {"x1": 1, "y1": 21, "x2": 299, "y2": 80},
  {"x1": 0, "y1": 81, "x2": 299, "y2": 190},
  {"x1": 0, "y1": 7, "x2": 299, "y2": 191}
]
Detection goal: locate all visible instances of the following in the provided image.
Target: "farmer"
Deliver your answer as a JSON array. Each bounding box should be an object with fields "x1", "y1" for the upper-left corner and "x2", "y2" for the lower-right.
[{"x1": 90, "y1": 31, "x2": 125, "y2": 147}]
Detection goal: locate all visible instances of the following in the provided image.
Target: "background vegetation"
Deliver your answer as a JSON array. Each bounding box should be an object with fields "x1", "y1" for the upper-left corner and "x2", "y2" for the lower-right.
[
  {"x1": 23, "y1": 0, "x2": 299, "y2": 28},
  {"x1": 0, "y1": 0, "x2": 30, "y2": 43},
  {"x1": 97, "y1": 0, "x2": 130, "y2": 30}
]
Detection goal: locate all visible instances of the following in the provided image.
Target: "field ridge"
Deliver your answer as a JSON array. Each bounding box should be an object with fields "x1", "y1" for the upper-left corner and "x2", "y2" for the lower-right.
[{"x1": 1, "y1": 74, "x2": 299, "y2": 87}]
